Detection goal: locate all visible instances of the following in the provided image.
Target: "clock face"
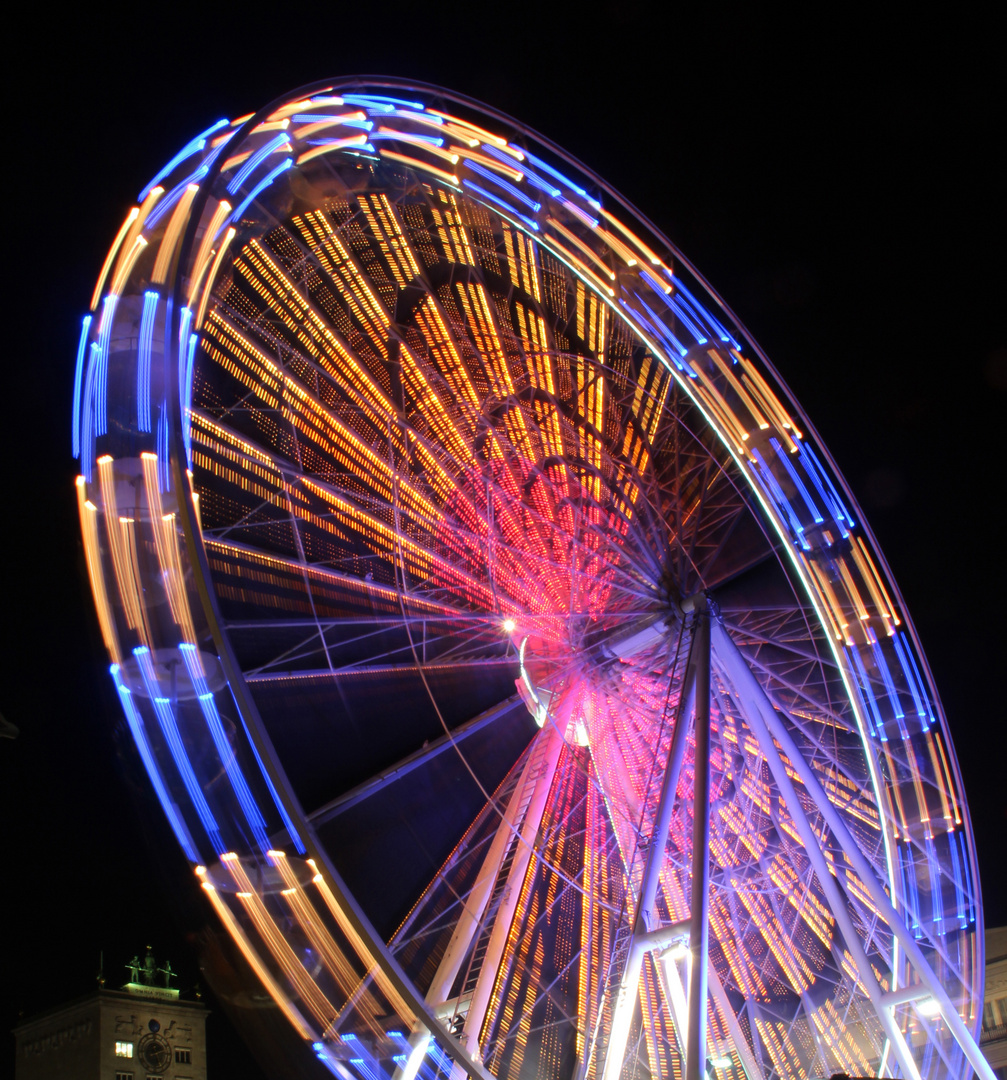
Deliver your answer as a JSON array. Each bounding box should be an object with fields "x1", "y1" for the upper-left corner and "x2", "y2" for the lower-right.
[{"x1": 138, "y1": 1032, "x2": 172, "y2": 1071}]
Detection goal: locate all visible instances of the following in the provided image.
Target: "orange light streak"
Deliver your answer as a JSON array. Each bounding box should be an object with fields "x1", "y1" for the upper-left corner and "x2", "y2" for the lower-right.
[
  {"x1": 428, "y1": 109, "x2": 508, "y2": 148},
  {"x1": 187, "y1": 201, "x2": 234, "y2": 309},
  {"x1": 97, "y1": 456, "x2": 149, "y2": 646},
  {"x1": 91, "y1": 207, "x2": 139, "y2": 309},
  {"x1": 855, "y1": 537, "x2": 901, "y2": 626},
  {"x1": 76, "y1": 477, "x2": 121, "y2": 664},
  {"x1": 836, "y1": 558, "x2": 870, "y2": 623},
  {"x1": 598, "y1": 207, "x2": 667, "y2": 269},
  {"x1": 806, "y1": 559, "x2": 851, "y2": 644},
  {"x1": 199, "y1": 877, "x2": 315, "y2": 1039},
  {"x1": 294, "y1": 134, "x2": 369, "y2": 165},
  {"x1": 545, "y1": 217, "x2": 615, "y2": 281},
  {"x1": 152, "y1": 184, "x2": 200, "y2": 284},
  {"x1": 309, "y1": 866, "x2": 416, "y2": 1024},
  {"x1": 378, "y1": 149, "x2": 459, "y2": 188},
  {"x1": 929, "y1": 730, "x2": 961, "y2": 826},
  {"x1": 221, "y1": 854, "x2": 338, "y2": 1031},
  {"x1": 195, "y1": 227, "x2": 236, "y2": 329},
  {"x1": 541, "y1": 236, "x2": 615, "y2": 298},
  {"x1": 708, "y1": 349, "x2": 769, "y2": 430},
  {"x1": 141, "y1": 454, "x2": 199, "y2": 646}
]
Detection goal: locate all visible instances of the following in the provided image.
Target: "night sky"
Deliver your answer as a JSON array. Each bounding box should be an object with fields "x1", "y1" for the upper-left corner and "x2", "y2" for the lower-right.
[{"x1": 3, "y1": 6, "x2": 1004, "y2": 1078}]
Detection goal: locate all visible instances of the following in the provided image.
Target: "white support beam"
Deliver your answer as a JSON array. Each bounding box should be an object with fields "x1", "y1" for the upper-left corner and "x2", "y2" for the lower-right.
[
  {"x1": 711, "y1": 620, "x2": 994, "y2": 1080},
  {"x1": 456, "y1": 725, "x2": 565, "y2": 1070},
  {"x1": 685, "y1": 602, "x2": 711, "y2": 1080},
  {"x1": 601, "y1": 626, "x2": 699, "y2": 1080},
  {"x1": 394, "y1": 727, "x2": 558, "y2": 1080}
]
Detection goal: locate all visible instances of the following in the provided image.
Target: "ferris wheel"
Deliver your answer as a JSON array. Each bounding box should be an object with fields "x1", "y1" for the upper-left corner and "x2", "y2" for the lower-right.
[{"x1": 72, "y1": 78, "x2": 992, "y2": 1080}]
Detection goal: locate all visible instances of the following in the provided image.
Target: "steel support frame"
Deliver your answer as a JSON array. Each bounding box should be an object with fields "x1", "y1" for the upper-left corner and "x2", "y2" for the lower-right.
[
  {"x1": 710, "y1": 620, "x2": 994, "y2": 1080},
  {"x1": 602, "y1": 600, "x2": 712, "y2": 1080}
]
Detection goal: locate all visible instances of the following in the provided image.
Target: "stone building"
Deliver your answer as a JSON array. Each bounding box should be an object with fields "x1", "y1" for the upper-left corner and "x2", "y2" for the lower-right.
[
  {"x1": 13, "y1": 948, "x2": 207, "y2": 1080},
  {"x1": 982, "y1": 925, "x2": 1007, "y2": 1080}
]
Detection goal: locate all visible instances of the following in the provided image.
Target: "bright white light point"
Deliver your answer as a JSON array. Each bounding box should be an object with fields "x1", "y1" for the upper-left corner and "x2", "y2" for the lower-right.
[
  {"x1": 916, "y1": 997, "x2": 942, "y2": 1018},
  {"x1": 710, "y1": 1056, "x2": 732, "y2": 1068},
  {"x1": 503, "y1": 618, "x2": 516, "y2": 633}
]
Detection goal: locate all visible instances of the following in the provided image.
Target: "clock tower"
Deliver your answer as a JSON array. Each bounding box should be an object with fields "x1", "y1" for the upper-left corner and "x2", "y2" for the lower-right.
[{"x1": 13, "y1": 948, "x2": 209, "y2": 1080}]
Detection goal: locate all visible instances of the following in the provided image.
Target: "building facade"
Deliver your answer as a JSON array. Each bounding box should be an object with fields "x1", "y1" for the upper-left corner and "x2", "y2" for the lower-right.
[
  {"x1": 982, "y1": 926, "x2": 1007, "y2": 1080},
  {"x1": 13, "y1": 952, "x2": 207, "y2": 1080}
]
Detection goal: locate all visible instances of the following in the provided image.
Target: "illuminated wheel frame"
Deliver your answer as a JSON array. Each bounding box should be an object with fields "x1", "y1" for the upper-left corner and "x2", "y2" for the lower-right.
[{"x1": 72, "y1": 78, "x2": 991, "y2": 1080}]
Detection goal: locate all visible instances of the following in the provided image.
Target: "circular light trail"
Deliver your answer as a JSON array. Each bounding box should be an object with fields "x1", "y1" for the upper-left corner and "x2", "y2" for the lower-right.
[{"x1": 72, "y1": 79, "x2": 988, "y2": 1080}]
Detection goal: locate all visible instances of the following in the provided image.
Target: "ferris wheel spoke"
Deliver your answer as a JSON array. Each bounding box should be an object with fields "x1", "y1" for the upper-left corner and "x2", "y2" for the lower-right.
[{"x1": 306, "y1": 694, "x2": 525, "y2": 828}]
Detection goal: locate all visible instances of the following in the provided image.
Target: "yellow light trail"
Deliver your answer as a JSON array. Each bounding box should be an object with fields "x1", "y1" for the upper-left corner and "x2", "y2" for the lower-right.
[
  {"x1": 198, "y1": 874, "x2": 315, "y2": 1040},
  {"x1": 91, "y1": 207, "x2": 139, "y2": 309},
  {"x1": 187, "y1": 200, "x2": 233, "y2": 309},
  {"x1": 152, "y1": 184, "x2": 200, "y2": 284},
  {"x1": 195, "y1": 227, "x2": 236, "y2": 329},
  {"x1": 141, "y1": 454, "x2": 199, "y2": 646},
  {"x1": 309, "y1": 863, "x2": 416, "y2": 1025},
  {"x1": 221, "y1": 853, "x2": 339, "y2": 1032},
  {"x1": 378, "y1": 150, "x2": 460, "y2": 189},
  {"x1": 76, "y1": 476, "x2": 121, "y2": 664}
]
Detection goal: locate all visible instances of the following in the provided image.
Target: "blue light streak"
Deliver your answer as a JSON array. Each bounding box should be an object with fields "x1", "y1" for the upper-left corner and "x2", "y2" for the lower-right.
[
  {"x1": 137, "y1": 292, "x2": 159, "y2": 433},
  {"x1": 94, "y1": 295, "x2": 118, "y2": 437},
  {"x1": 291, "y1": 114, "x2": 375, "y2": 129},
  {"x1": 240, "y1": 717, "x2": 306, "y2": 853},
  {"x1": 667, "y1": 295, "x2": 708, "y2": 345},
  {"x1": 177, "y1": 308, "x2": 192, "y2": 418},
  {"x1": 134, "y1": 646, "x2": 224, "y2": 852},
  {"x1": 111, "y1": 664, "x2": 200, "y2": 862},
  {"x1": 514, "y1": 146, "x2": 601, "y2": 209},
  {"x1": 145, "y1": 164, "x2": 209, "y2": 231},
  {"x1": 867, "y1": 627, "x2": 905, "y2": 725},
  {"x1": 462, "y1": 180, "x2": 539, "y2": 232},
  {"x1": 625, "y1": 293, "x2": 689, "y2": 365},
  {"x1": 898, "y1": 632, "x2": 934, "y2": 727},
  {"x1": 947, "y1": 830, "x2": 967, "y2": 927},
  {"x1": 892, "y1": 632, "x2": 927, "y2": 723},
  {"x1": 81, "y1": 345, "x2": 98, "y2": 481},
  {"x1": 956, "y1": 830, "x2": 975, "y2": 923},
  {"x1": 899, "y1": 844, "x2": 924, "y2": 937},
  {"x1": 139, "y1": 118, "x2": 229, "y2": 202},
  {"x1": 480, "y1": 144, "x2": 562, "y2": 196},
  {"x1": 72, "y1": 315, "x2": 92, "y2": 457},
  {"x1": 462, "y1": 161, "x2": 541, "y2": 212},
  {"x1": 156, "y1": 403, "x2": 170, "y2": 492},
  {"x1": 342, "y1": 93, "x2": 424, "y2": 111},
  {"x1": 926, "y1": 836, "x2": 944, "y2": 930},
  {"x1": 770, "y1": 437, "x2": 823, "y2": 524},
  {"x1": 180, "y1": 647, "x2": 270, "y2": 850},
  {"x1": 227, "y1": 133, "x2": 291, "y2": 194},
  {"x1": 849, "y1": 645, "x2": 883, "y2": 739},
  {"x1": 370, "y1": 131, "x2": 445, "y2": 148},
  {"x1": 800, "y1": 441, "x2": 855, "y2": 530},
  {"x1": 183, "y1": 332, "x2": 198, "y2": 469},
  {"x1": 750, "y1": 448, "x2": 810, "y2": 549},
  {"x1": 179, "y1": 644, "x2": 269, "y2": 848},
  {"x1": 670, "y1": 277, "x2": 742, "y2": 350},
  {"x1": 231, "y1": 158, "x2": 293, "y2": 223}
]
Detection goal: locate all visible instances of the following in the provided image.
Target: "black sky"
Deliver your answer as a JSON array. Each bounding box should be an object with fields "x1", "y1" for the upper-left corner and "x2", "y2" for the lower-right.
[{"x1": 2, "y1": 5, "x2": 1004, "y2": 1078}]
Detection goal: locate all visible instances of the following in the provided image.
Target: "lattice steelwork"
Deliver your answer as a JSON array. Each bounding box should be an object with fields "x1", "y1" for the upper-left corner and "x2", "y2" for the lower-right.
[{"x1": 72, "y1": 79, "x2": 991, "y2": 1080}]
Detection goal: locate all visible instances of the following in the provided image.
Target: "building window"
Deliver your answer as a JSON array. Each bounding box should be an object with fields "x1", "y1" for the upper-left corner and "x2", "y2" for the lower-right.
[
  {"x1": 116, "y1": 1073, "x2": 134, "y2": 1080},
  {"x1": 115, "y1": 1041, "x2": 134, "y2": 1058},
  {"x1": 175, "y1": 1048, "x2": 192, "y2": 1063}
]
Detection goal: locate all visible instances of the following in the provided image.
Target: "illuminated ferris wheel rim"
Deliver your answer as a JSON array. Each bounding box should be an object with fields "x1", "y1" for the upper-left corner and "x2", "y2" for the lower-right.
[
  {"x1": 72, "y1": 74, "x2": 987, "y2": 1080},
  {"x1": 166, "y1": 70, "x2": 963, "y2": 868}
]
